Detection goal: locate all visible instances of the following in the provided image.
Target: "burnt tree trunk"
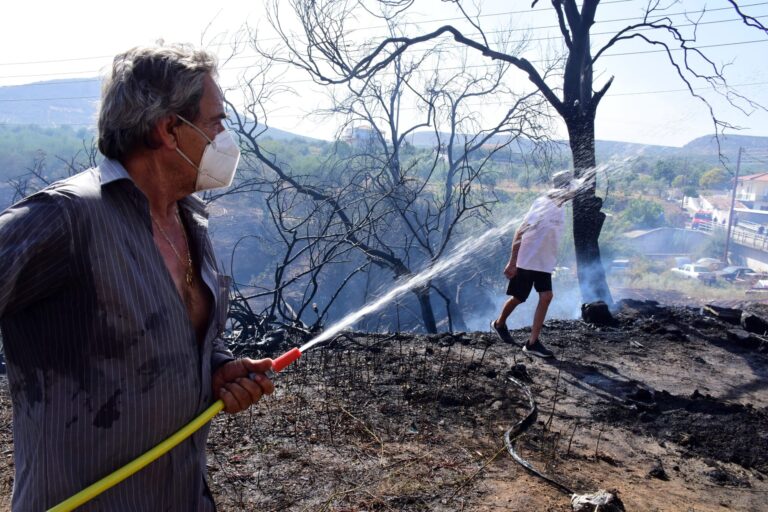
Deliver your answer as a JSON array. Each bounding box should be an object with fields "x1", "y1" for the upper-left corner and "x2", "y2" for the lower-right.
[
  {"x1": 414, "y1": 284, "x2": 438, "y2": 333},
  {"x1": 566, "y1": 114, "x2": 613, "y2": 304},
  {"x1": 390, "y1": 260, "x2": 438, "y2": 333},
  {"x1": 560, "y1": 0, "x2": 613, "y2": 305}
]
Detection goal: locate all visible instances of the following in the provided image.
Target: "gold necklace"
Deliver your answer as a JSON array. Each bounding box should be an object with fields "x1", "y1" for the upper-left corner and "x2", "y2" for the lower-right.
[{"x1": 151, "y1": 209, "x2": 194, "y2": 287}]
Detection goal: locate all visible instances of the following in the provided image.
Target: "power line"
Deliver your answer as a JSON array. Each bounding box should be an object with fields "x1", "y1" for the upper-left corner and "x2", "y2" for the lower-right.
[
  {"x1": 176, "y1": 14, "x2": 768, "y2": 67},
  {"x1": 0, "y1": 122, "x2": 96, "y2": 127},
  {"x1": 0, "y1": 54, "x2": 115, "y2": 68},
  {"x1": 395, "y1": 1, "x2": 768, "y2": 39},
  {"x1": 607, "y1": 81, "x2": 768, "y2": 96},
  {"x1": 0, "y1": 1, "x2": 640, "y2": 68},
  {"x1": 522, "y1": 14, "x2": 768, "y2": 46},
  {"x1": 230, "y1": 0, "x2": 768, "y2": 45},
  {"x1": 0, "y1": 78, "x2": 101, "y2": 88},
  {"x1": 0, "y1": 95, "x2": 98, "y2": 103},
  {"x1": 0, "y1": 55, "x2": 768, "y2": 103},
  {"x1": 600, "y1": 38, "x2": 768, "y2": 57},
  {"x1": 389, "y1": 0, "x2": 636, "y2": 27},
  {"x1": 2, "y1": 34, "x2": 766, "y2": 85},
  {"x1": 1, "y1": 80, "x2": 766, "y2": 120},
  {"x1": 0, "y1": 0, "x2": 634, "y2": 68},
  {"x1": 0, "y1": 1, "x2": 765, "y2": 75},
  {"x1": 0, "y1": 69, "x2": 103, "y2": 80}
]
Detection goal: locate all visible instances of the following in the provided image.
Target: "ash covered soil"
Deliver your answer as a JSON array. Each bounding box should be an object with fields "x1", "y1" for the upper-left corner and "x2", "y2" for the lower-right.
[{"x1": 2, "y1": 299, "x2": 768, "y2": 511}]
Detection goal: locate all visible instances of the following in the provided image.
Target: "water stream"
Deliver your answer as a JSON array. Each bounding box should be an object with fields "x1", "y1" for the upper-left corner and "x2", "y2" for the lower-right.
[
  {"x1": 298, "y1": 214, "x2": 523, "y2": 352},
  {"x1": 296, "y1": 163, "x2": 622, "y2": 354}
]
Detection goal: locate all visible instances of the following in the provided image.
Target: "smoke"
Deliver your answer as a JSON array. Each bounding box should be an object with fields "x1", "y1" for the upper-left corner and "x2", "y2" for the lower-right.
[
  {"x1": 468, "y1": 279, "x2": 583, "y2": 334},
  {"x1": 299, "y1": 159, "x2": 634, "y2": 347},
  {"x1": 476, "y1": 158, "x2": 637, "y2": 332},
  {"x1": 299, "y1": 214, "x2": 526, "y2": 351}
]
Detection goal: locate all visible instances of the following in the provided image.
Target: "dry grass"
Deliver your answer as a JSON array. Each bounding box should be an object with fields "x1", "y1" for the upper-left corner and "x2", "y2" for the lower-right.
[
  {"x1": 205, "y1": 334, "x2": 524, "y2": 511},
  {"x1": 2, "y1": 304, "x2": 768, "y2": 511}
]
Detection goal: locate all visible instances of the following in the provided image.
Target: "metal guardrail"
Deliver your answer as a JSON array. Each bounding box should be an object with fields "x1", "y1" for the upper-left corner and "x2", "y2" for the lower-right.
[
  {"x1": 738, "y1": 220, "x2": 762, "y2": 232},
  {"x1": 730, "y1": 225, "x2": 768, "y2": 251},
  {"x1": 691, "y1": 219, "x2": 715, "y2": 232},
  {"x1": 692, "y1": 221, "x2": 768, "y2": 251}
]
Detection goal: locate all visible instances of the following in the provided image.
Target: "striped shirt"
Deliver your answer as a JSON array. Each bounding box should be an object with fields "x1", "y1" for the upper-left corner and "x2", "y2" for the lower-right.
[{"x1": 0, "y1": 159, "x2": 234, "y2": 511}]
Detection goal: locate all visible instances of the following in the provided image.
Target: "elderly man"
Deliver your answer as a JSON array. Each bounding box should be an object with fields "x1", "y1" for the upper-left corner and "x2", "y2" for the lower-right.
[
  {"x1": 491, "y1": 171, "x2": 577, "y2": 359},
  {"x1": 0, "y1": 44, "x2": 273, "y2": 510}
]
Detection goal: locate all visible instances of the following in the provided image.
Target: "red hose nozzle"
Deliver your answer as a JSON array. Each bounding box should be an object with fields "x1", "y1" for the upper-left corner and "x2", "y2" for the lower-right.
[{"x1": 271, "y1": 348, "x2": 302, "y2": 373}]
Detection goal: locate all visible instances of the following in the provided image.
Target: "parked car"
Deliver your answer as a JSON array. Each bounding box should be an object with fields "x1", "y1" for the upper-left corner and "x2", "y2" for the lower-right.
[
  {"x1": 671, "y1": 263, "x2": 717, "y2": 283},
  {"x1": 695, "y1": 257, "x2": 724, "y2": 271},
  {"x1": 715, "y1": 266, "x2": 759, "y2": 282}
]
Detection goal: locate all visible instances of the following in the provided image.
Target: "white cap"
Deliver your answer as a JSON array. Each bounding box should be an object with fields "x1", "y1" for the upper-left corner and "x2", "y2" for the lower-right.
[{"x1": 552, "y1": 171, "x2": 573, "y2": 190}]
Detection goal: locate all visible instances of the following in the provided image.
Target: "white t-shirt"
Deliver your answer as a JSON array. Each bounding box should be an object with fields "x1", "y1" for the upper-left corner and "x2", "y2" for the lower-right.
[{"x1": 516, "y1": 195, "x2": 565, "y2": 273}]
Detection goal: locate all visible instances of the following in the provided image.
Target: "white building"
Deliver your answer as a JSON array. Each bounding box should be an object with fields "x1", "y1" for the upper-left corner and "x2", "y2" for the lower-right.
[
  {"x1": 736, "y1": 172, "x2": 768, "y2": 211},
  {"x1": 698, "y1": 194, "x2": 745, "y2": 226},
  {"x1": 732, "y1": 172, "x2": 768, "y2": 227}
]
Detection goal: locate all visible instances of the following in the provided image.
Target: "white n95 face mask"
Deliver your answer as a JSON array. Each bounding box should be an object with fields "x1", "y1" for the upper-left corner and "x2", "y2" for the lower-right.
[{"x1": 175, "y1": 115, "x2": 241, "y2": 191}]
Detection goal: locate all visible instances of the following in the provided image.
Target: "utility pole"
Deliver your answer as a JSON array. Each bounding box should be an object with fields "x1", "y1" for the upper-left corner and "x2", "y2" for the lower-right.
[{"x1": 724, "y1": 147, "x2": 743, "y2": 264}]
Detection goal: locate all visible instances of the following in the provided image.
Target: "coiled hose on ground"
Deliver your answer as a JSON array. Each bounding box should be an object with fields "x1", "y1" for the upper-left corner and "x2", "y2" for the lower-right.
[{"x1": 503, "y1": 375, "x2": 575, "y2": 495}]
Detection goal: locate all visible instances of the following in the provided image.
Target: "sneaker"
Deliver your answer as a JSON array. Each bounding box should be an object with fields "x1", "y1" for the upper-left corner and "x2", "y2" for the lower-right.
[
  {"x1": 522, "y1": 339, "x2": 555, "y2": 359},
  {"x1": 491, "y1": 320, "x2": 515, "y2": 344}
]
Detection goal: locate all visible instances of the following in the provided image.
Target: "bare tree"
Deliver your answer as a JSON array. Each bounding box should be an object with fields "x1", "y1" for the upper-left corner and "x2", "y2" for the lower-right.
[
  {"x1": 264, "y1": 0, "x2": 768, "y2": 304},
  {"x1": 211, "y1": 95, "x2": 377, "y2": 341},
  {"x1": 223, "y1": 176, "x2": 374, "y2": 348},
  {"x1": 8, "y1": 151, "x2": 47, "y2": 203},
  {"x1": 231, "y1": 16, "x2": 550, "y2": 332}
]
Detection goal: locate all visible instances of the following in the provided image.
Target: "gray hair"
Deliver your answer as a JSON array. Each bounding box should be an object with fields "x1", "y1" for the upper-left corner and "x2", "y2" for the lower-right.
[{"x1": 98, "y1": 43, "x2": 218, "y2": 160}]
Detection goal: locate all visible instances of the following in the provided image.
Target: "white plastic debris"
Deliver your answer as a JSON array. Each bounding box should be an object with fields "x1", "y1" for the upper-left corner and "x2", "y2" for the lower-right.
[{"x1": 571, "y1": 489, "x2": 625, "y2": 512}]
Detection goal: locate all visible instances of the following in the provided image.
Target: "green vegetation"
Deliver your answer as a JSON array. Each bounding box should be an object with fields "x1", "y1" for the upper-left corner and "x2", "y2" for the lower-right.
[
  {"x1": 0, "y1": 124, "x2": 754, "y2": 331},
  {"x1": 0, "y1": 124, "x2": 732, "y2": 249},
  {"x1": 0, "y1": 125, "x2": 93, "y2": 177},
  {"x1": 699, "y1": 167, "x2": 730, "y2": 190},
  {"x1": 618, "y1": 198, "x2": 666, "y2": 229},
  {"x1": 0, "y1": 125, "x2": 95, "y2": 206}
]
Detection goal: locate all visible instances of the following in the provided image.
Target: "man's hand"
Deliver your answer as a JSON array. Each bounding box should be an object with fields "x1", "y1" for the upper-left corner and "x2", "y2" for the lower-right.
[
  {"x1": 212, "y1": 358, "x2": 275, "y2": 414},
  {"x1": 504, "y1": 263, "x2": 518, "y2": 279}
]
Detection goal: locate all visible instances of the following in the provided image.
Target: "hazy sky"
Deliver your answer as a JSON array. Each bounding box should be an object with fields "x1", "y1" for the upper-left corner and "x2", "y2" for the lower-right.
[{"x1": 1, "y1": 0, "x2": 766, "y2": 148}]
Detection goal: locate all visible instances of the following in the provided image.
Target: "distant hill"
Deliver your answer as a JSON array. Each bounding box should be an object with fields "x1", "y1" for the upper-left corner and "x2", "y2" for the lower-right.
[
  {"x1": 1, "y1": 78, "x2": 765, "y2": 159},
  {"x1": 403, "y1": 131, "x2": 675, "y2": 157},
  {"x1": 0, "y1": 78, "x2": 101, "y2": 126},
  {"x1": 404, "y1": 130, "x2": 768, "y2": 168},
  {"x1": 594, "y1": 140, "x2": 678, "y2": 159},
  {"x1": 683, "y1": 134, "x2": 768, "y2": 155},
  {"x1": 0, "y1": 79, "x2": 322, "y2": 143},
  {"x1": 230, "y1": 119, "x2": 324, "y2": 143}
]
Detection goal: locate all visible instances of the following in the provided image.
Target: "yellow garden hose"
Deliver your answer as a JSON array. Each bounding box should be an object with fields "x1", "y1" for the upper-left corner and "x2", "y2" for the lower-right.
[
  {"x1": 47, "y1": 348, "x2": 302, "y2": 512},
  {"x1": 47, "y1": 400, "x2": 225, "y2": 512}
]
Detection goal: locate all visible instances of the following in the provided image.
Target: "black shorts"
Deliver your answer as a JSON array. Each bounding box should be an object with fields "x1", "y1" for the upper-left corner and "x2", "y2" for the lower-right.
[{"x1": 506, "y1": 268, "x2": 552, "y2": 302}]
